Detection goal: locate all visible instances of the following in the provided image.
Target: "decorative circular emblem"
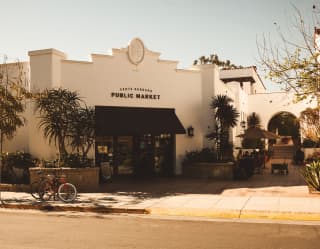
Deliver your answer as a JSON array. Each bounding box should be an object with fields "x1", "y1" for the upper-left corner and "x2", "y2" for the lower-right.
[{"x1": 128, "y1": 38, "x2": 145, "y2": 65}]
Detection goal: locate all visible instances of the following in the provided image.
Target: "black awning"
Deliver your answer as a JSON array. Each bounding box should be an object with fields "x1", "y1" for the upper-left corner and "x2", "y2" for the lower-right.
[{"x1": 95, "y1": 106, "x2": 186, "y2": 136}]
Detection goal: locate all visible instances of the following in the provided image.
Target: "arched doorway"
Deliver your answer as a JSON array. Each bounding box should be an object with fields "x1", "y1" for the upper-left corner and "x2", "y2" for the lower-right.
[{"x1": 267, "y1": 112, "x2": 300, "y2": 146}]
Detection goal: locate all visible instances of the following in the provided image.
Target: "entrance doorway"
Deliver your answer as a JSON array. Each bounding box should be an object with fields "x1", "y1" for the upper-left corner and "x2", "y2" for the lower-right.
[
  {"x1": 95, "y1": 134, "x2": 174, "y2": 178},
  {"x1": 268, "y1": 112, "x2": 300, "y2": 145},
  {"x1": 94, "y1": 106, "x2": 186, "y2": 179}
]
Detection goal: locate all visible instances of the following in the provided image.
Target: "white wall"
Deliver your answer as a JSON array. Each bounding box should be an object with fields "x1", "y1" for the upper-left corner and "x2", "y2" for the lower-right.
[
  {"x1": 28, "y1": 45, "x2": 203, "y2": 174},
  {"x1": 195, "y1": 64, "x2": 241, "y2": 150},
  {"x1": 28, "y1": 49, "x2": 66, "y2": 91},
  {"x1": 225, "y1": 81, "x2": 249, "y2": 147},
  {"x1": 4, "y1": 41, "x2": 315, "y2": 172},
  {"x1": 248, "y1": 92, "x2": 316, "y2": 130},
  {"x1": 194, "y1": 64, "x2": 215, "y2": 149}
]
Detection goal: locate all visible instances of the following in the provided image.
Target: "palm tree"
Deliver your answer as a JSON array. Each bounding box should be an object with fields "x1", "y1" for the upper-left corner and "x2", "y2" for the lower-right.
[
  {"x1": 35, "y1": 88, "x2": 81, "y2": 159},
  {"x1": 207, "y1": 95, "x2": 239, "y2": 160},
  {"x1": 247, "y1": 112, "x2": 261, "y2": 128},
  {"x1": 69, "y1": 106, "x2": 95, "y2": 159},
  {"x1": 242, "y1": 112, "x2": 263, "y2": 149}
]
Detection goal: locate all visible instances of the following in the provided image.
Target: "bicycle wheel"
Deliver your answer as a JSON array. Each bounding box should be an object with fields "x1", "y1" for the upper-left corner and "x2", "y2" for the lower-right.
[
  {"x1": 58, "y1": 183, "x2": 77, "y2": 203},
  {"x1": 30, "y1": 181, "x2": 40, "y2": 200},
  {"x1": 38, "y1": 180, "x2": 54, "y2": 201}
]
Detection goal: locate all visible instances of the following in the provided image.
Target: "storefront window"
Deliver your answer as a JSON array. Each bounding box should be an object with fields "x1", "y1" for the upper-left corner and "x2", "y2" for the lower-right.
[
  {"x1": 95, "y1": 133, "x2": 174, "y2": 178},
  {"x1": 95, "y1": 136, "x2": 113, "y2": 166}
]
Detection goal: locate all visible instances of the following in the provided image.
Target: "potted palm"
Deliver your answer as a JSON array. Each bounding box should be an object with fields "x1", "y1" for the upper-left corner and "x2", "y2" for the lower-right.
[{"x1": 206, "y1": 94, "x2": 239, "y2": 161}]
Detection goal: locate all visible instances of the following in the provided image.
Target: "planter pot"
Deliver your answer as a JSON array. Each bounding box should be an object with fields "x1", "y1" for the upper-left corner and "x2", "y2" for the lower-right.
[
  {"x1": 12, "y1": 167, "x2": 24, "y2": 180},
  {"x1": 183, "y1": 162, "x2": 234, "y2": 180},
  {"x1": 29, "y1": 167, "x2": 99, "y2": 192}
]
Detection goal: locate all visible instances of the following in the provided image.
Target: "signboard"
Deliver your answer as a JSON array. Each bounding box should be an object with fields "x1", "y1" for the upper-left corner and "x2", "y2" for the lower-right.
[{"x1": 110, "y1": 87, "x2": 160, "y2": 100}]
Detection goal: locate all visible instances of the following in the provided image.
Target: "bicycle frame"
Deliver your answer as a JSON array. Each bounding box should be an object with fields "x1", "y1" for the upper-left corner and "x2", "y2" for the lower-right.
[{"x1": 38, "y1": 171, "x2": 77, "y2": 202}]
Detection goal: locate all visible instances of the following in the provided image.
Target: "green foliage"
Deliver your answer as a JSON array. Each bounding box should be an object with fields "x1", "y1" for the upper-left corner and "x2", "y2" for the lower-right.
[
  {"x1": 207, "y1": 95, "x2": 239, "y2": 160},
  {"x1": 247, "y1": 112, "x2": 261, "y2": 128},
  {"x1": 210, "y1": 95, "x2": 239, "y2": 128},
  {"x1": 0, "y1": 59, "x2": 31, "y2": 153},
  {"x1": 1, "y1": 152, "x2": 38, "y2": 184},
  {"x1": 194, "y1": 53, "x2": 243, "y2": 69},
  {"x1": 182, "y1": 148, "x2": 218, "y2": 165},
  {"x1": 2, "y1": 152, "x2": 37, "y2": 169},
  {"x1": 35, "y1": 88, "x2": 82, "y2": 157},
  {"x1": 60, "y1": 153, "x2": 93, "y2": 168},
  {"x1": 258, "y1": 6, "x2": 320, "y2": 106},
  {"x1": 243, "y1": 112, "x2": 264, "y2": 149},
  {"x1": 41, "y1": 159, "x2": 59, "y2": 168},
  {"x1": 69, "y1": 106, "x2": 95, "y2": 157},
  {"x1": 35, "y1": 88, "x2": 95, "y2": 162},
  {"x1": 0, "y1": 86, "x2": 25, "y2": 146},
  {"x1": 301, "y1": 160, "x2": 320, "y2": 191},
  {"x1": 299, "y1": 107, "x2": 320, "y2": 142},
  {"x1": 302, "y1": 138, "x2": 320, "y2": 148}
]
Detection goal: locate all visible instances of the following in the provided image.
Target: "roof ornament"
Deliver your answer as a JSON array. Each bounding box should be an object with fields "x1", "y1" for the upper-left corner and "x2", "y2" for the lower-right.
[{"x1": 127, "y1": 38, "x2": 145, "y2": 65}]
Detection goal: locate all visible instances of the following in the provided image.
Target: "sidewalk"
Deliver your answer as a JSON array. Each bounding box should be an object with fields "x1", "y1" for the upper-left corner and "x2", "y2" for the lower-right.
[
  {"x1": 1, "y1": 163, "x2": 320, "y2": 221},
  {"x1": 1, "y1": 191, "x2": 320, "y2": 221}
]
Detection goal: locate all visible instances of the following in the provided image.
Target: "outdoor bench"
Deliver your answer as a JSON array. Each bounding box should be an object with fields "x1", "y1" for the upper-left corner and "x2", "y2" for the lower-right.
[{"x1": 271, "y1": 163, "x2": 289, "y2": 175}]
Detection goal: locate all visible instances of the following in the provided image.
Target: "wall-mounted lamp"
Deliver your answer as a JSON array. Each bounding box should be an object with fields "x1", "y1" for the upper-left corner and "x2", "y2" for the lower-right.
[
  {"x1": 187, "y1": 126, "x2": 194, "y2": 137},
  {"x1": 240, "y1": 121, "x2": 246, "y2": 129}
]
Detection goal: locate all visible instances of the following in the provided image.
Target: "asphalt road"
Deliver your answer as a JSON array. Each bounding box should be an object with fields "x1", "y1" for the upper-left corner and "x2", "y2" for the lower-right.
[{"x1": 0, "y1": 210, "x2": 320, "y2": 249}]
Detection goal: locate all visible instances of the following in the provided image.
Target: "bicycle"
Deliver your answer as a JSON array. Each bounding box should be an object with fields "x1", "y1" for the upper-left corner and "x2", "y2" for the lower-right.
[
  {"x1": 30, "y1": 171, "x2": 48, "y2": 200},
  {"x1": 38, "y1": 171, "x2": 77, "y2": 203}
]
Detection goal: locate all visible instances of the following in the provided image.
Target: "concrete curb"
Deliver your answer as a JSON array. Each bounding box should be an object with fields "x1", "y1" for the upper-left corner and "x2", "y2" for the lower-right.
[
  {"x1": 147, "y1": 207, "x2": 320, "y2": 221},
  {"x1": 1, "y1": 202, "x2": 320, "y2": 222},
  {"x1": 147, "y1": 207, "x2": 240, "y2": 219},
  {"x1": 240, "y1": 210, "x2": 320, "y2": 221},
  {"x1": 0, "y1": 203, "x2": 149, "y2": 215}
]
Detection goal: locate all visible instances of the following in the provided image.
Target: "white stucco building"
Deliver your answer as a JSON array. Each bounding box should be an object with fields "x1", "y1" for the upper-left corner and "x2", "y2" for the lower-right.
[{"x1": 2, "y1": 38, "x2": 315, "y2": 176}]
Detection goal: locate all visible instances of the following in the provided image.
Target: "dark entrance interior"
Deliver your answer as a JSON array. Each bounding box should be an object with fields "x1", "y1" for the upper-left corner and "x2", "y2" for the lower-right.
[
  {"x1": 95, "y1": 134, "x2": 174, "y2": 177},
  {"x1": 95, "y1": 106, "x2": 185, "y2": 178},
  {"x1": 267, "y1": 112, "x2": 300, "y2": 145}
]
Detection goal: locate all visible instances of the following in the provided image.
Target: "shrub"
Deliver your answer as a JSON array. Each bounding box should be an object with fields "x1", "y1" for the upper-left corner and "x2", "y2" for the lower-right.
[
  {"x1": 40, "y1": 154, "x2": 93, "y2": 168},
  {"x1": 301, "y1": 160, "x2": 320, "y2": 191},
  {"x1": 1, "y1": 152, "x2": 38, "y2": 183},
  {"x1": 302, "y1": 138, "x2": 320, "y2": 148},
  {"x1": 182, "y1": 148, "x2": 218, "y2": 165},
  {"x1": 2, "y1": 152, "x2": 37, "y2": 169},
  {"x1": 60, "y1": 153, "x2": 93, "y2": 168},
  {"x1": 41, "y1": 159, "x2": 59, "y2": 168}
]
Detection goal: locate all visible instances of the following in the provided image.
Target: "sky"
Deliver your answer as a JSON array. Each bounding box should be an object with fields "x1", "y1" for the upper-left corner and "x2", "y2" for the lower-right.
[{"x1": 0, "y1": 0, "x2": 317, "y2": 91}]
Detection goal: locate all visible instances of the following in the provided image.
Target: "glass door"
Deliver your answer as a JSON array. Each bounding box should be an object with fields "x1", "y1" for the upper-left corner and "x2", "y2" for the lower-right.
[
  {"x1": 117, "y1": 136, "x2": 134, "y2": 175},
  {"x1": 132, "y1": 133, "x2": 174, "y2": 177},
  {"x1": 133, "y1": 134, "x2": 155, "y2": 177},
  {"x1": 95, "y1": 136, "x2": 114, "y2": 180},
  {"x1": 154, "y1": 134, "x2": 174, "y2": 176}
]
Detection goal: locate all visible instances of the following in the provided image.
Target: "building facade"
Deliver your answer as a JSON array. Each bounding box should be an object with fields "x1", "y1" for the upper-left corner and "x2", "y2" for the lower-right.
[{"x1": 2, "y1": 38, "x2": 315, "y2": 176}]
